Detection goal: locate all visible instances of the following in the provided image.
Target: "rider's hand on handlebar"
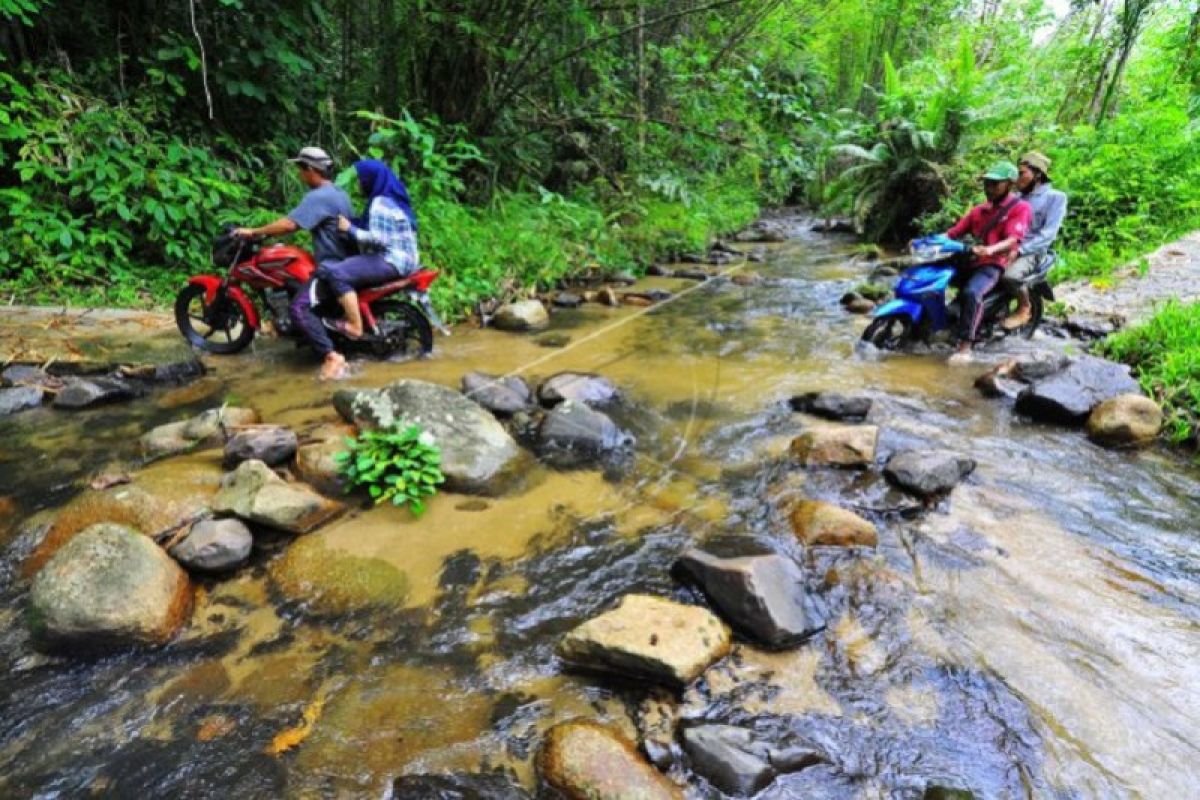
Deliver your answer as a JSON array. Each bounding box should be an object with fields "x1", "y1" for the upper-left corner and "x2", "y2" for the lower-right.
[{"x1": 232, "y1": 227, "x2": 255, "y2": 240}]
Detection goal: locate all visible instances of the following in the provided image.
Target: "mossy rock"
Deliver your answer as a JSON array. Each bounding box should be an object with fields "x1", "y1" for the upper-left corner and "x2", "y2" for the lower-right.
[
  {"x1": 853, "y1": 282, "x2": 890, "y2": 302},
  {"x1": 269, "y1": 535, "x2": 409, "y2": 614}
]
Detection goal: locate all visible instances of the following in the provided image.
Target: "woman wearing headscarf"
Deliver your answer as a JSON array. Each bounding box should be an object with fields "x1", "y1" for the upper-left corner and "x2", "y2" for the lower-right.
[{"x1": 302, "y1": 159, "x2": 421, "y2": 379}]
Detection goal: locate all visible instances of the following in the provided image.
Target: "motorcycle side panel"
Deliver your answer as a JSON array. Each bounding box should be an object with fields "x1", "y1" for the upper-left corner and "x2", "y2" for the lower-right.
[
  {"x1": 873, "y1": 298, "x2": 924, "y2": 322},
  {"x1": 186, "y1": 276, "x2": 260, "y2": 329}
]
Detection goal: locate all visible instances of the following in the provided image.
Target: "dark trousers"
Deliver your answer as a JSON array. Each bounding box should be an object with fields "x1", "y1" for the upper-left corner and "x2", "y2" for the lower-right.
[
  {"x1": 289, "y1": 255, "x2": 399, "y2": 356},
  {"x1": 957, "y1": 265, "x2": 1002, "y2": 344}
]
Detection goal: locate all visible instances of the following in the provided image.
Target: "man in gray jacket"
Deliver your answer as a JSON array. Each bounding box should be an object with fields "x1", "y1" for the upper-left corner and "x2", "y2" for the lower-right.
[{"x1": 1002, "y1": 151, "x2": 1067, "y2": 329}]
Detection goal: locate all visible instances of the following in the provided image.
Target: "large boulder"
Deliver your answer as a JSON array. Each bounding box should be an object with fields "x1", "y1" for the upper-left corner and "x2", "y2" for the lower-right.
[
  {"x1": 791, "y1": 424, "x2": 878, "y2": 468},
  {"x1": 674, "y1": 550, "x2": 818, "y2": 647},
  {"x1": 334, "y1": 380, "x2": 523, "y2": 495},
  {"x1": 790, "y1": 500, "x2": 877, "y2": 548},
  {"x1": 52, "y1": 377, "x2": 137, "y2": 409},
  {"x1": 168, "y1": 518, "x2": 253, "y2": 572},
  {"x1": 1086, "y1": 394, "x2": 1163, "y2": 447},
  {"x1": 492, "y1": 299, "x2": 550, "y2": 332},
  {"x1": 557, "y1": 594, "x2": 732, "y2": 687},
  {"x1": 883, "y1": 450, "x2": 976, "y2": 499},
  {"x1": 535, "y1": 401, "x2": 626, "y2": 467},
  {"x1": 789, "y1": 392, "x2": 872, "y2": 421},
  {"x1": 461, "y1": 371, "x2": 532, "y2": 416},
  {"x1": 1015, "y1": 355, "x2": 1142, "y2": 424},
  {"x1": 222, "y1": 424, "x2": 298, "y2": 468},
  {"x1": 0, "y1": 386, "x2": 44, "y2": 416},
  {"x1": 538, "y1": 720, "x2": 682, "y2": 800},
  {"x1": 537, "y1": 372, "x2": 621, "y2": 407},
  {"x1": 28, "y1": 523, "x2": 192, "y2": 649},
  {"x1": 213, "y1": 460, "x2": 343, "y2": 534}
]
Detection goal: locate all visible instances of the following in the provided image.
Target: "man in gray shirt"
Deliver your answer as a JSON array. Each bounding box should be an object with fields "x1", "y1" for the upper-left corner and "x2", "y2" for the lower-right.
[
  {"x1": 1003, "y1": 151, "x2": 1067, "y2": 329},
  {"x1": 233, "y1": 146, "x2": 352, "y2": 266}
]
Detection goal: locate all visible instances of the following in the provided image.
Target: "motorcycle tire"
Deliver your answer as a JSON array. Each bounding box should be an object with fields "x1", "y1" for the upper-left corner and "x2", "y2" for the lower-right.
[
  {"x1": 370, "y1": 300, "x2": 433, "y2": 360},
  {"x1": 861, "y1": 313, "x2": 914, "y2": 350},
  {"x1": 174, "y1": 284, "x2": 256, "y2": 354}
]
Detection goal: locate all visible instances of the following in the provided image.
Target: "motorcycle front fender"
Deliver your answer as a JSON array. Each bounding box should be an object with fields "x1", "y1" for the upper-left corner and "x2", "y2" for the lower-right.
[
  {"x1": 872, "y1": 298, "x2": 923, "y2": 322},
  {"x1": 187, "y1": 276, "x2": 260, "y2": 329}
]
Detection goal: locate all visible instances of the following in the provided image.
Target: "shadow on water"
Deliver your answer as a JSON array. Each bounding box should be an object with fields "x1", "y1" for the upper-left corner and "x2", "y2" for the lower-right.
[{"x1": 0, "y1": 216, "x2": 1198, "y2": 797}]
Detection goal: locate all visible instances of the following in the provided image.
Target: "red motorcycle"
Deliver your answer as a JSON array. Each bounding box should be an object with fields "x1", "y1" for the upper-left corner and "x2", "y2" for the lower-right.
[{"x1": 175, "y1": 229, "x2": 441, "y2": 358}]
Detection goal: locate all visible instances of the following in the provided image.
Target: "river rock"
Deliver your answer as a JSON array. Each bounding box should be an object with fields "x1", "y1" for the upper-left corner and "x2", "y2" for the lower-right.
[
  {"x1": 1086, "y1": 394, "x2": 1163, "y2": 447},
  {"x1": 213, "y1": 460, "x2": 342, "y2": 533},
  {"x1": 1015, "y1": 355, "x2": 1142, "y2": 424},
  {"x1": 791, "y1": 424, "x2": 877, "y2": 468},
  {"x1": 553, "y1": 292, "x2": 583, "y2": 308},
  {"x1": 789, "y1": 391, "x2": 872, "y2": 421},
  {"x1": 294, "y1": 426, "x2": 353, "y2": 496},
  {"x1": 674, "y1": 550, "x2": 817, "y2": 647},
  {"x1": 537, "y1": 372, "x2": 621, "y2": 407},
  {"x1": 845, "y1": 297, "x2": 876, "y2": 314},
  {"x1": 182, "y1": 406, "x2": 261, "y2": 441},
  {"x1": 598, "y1": 287, "x2": 620, "y2": 306},
  {"x1": 2, "y1": 365, "x2": 52, "y2": 387},
  {"x1": 621, "y1": 293, "x2": 654, "y2": 307},
  {"x1": 392, "y1": 772, "x2": 533, "y2": 799},
  {"x1": 536, "y1": 401, "x2": 625, "y2": 467},
  {"x1": 648, "y1": 264, "x2": 675, "y2": 277},
  {"x1": 52, "y1": 377, "x2": 137, "y2": 409},
  {"x1": 334, "y1": 380, "x2": 523, "y2": 494},
  {"x1": 28, "y1": 523, "x2": 192, "y2": 649},
  {"x1": 883, "y1": 450, "x2": 976, "y2": 498},
  {"x1": 558, "y1": 594, "x2": 732, "y2": 686},
  {"x1": 461, "y1": 371, "x2": 532, "y2": 416},
  {"x1": 222, "y1": 424, "x2": 298, "y2": 468},
  {"x1": 610, "y1": 270, "x2": 638, "y2": 285},
  {"x1": 538, "y1": 720, "x2": 682, "y2": 800},
  {"x1": 492, "y1": 299, "x2": 550, "y2": 332},
  {"x1": 682, "y1": 725, "x2": 775, "y2": 796},
  {"x1": 269, "y1": 534, "x2": 410, "y2": 614},
  {"x1": 168, "y1": 518, "x2": 253, "y2": 572},
  {"x1": 0, "y1": 386, "x2": 44, "y2": 416},
  {"x1": 790, "y1": 500, "x2": 877, "y2": 547}
]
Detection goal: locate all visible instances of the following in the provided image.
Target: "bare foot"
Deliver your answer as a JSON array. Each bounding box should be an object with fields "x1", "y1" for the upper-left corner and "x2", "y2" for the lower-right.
[{"x1": 319, "y1": 352, "x2": 348, "y2": 381}]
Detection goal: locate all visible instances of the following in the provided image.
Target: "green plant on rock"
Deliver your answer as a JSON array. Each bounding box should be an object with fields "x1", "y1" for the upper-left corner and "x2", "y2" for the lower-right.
[{"x1": 335, "y1": 425, "x2": 445, "y2": 516}]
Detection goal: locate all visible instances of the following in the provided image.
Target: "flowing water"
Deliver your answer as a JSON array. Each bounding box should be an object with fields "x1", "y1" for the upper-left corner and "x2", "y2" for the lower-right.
[{"x1": 1, "y1": 216, "x2": 1198, "y2": 798}]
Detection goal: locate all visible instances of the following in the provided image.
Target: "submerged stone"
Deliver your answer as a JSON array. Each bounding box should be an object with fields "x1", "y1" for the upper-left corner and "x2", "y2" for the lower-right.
[
  {"x1": 535, "y1": 401, "x2": 626, "y2": 467},
  {"x1": 557, "y1": 593, "x2": 732, "y2": 686},
  {"x1": 0, "y1": 385, "x2": 45, "y2": 416},
  {"x1": 537, "y1": 720, "x2": 682, "y2": 800},
  {"x1": 790, "y1": 391, "x2": 872, "y2": 421},
  {"x1": 682, "y1": 725, "x2": 774, "y2": 797},
  {"x1": 269, "y1": 535, "x2": 409, "y2": 614},
  {"x1": 29, "y1": 523, "x2": 192, "y2": 649},
  {"x1": 52, "y1": 377, "x2": 137, "y2": 409},
  {"x1": 790, "y1": 500, "x2": 877, "y2": 548}
]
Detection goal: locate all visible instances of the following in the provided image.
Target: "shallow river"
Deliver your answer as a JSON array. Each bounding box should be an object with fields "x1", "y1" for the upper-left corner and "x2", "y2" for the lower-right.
[{"x1": 1, "y1": 216, "x2": 1197, "y2": 798}]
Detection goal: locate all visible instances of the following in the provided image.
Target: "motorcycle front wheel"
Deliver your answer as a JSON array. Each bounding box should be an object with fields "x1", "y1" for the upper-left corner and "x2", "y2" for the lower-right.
[
  {"x1": 174, "y1": 284, "x2": 256, "y2": 354},
  {"x1": 370, "y1": 300, "x2": 433, "y2": 360},
  {"x1": 861, "y1": 313, "x2": 914, "y2": 350}
]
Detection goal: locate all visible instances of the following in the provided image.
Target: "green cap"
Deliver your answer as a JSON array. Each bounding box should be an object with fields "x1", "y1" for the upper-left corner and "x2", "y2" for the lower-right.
[{"x1": 980, "y1": 161, "x2": 1019, "y2": 182}]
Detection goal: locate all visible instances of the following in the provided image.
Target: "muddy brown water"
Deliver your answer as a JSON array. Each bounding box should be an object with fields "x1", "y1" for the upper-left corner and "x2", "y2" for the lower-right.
[{"x1": 1, "y1": 218, "x2": 1198, "y2": 798}]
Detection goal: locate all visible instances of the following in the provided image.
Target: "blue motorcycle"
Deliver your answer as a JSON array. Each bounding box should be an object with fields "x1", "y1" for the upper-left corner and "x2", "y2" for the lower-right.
[{"x1": 861, "y1": 234, "x2": 1055, "y2": 350}]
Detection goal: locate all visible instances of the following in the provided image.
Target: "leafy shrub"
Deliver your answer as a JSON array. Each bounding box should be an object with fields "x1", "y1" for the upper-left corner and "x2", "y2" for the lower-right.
[
  {"x1": 1099, "y1": 301, "x2": 1200, "y2": 445},
  {"x1": 335, "y1": 425, "x2": 445, "y2": 515}
]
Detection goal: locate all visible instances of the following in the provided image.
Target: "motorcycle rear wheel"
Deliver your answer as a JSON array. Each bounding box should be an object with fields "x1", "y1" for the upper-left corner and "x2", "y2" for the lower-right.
[
  {"x1": 861, "y1": 313, "x2": 914, "y2": 350},
  {"x1": 370, "y1": 300, "x2": 433, "y2": 360},
  {"x1": 174, "y1": 284, "x2": 256, "y2": 354}
]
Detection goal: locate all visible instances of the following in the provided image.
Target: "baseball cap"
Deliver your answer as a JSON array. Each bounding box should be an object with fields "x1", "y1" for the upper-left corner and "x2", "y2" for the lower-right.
[
  {"x1": 289, "y1": 146, "x2": 333, "y2": 172},
  {"x1": 980, "y1": 161, "x2": 1019, "y2": 182}
]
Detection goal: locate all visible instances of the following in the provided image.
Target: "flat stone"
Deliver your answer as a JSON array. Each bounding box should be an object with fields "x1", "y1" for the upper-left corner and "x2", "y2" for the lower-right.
[
  {"x1": 1016, "y1": 355, "x2": 1142, "y2": 424},
  {"x1": 557, "y1": 594, "x2": 732, "y2": 687},
  {"x1": 538, "y1": 720, "x2": 681, "y2": 800},
  {"x1": 790, "y1": 392, "x2": 872, "y2": 421},
  {"x1": 492, "y1": 299, "x2": 550, "y2": 332},
  {"x1": 28, "y1": 523, "x2": 192, "y2": 649},
  {"x1": 553, "y1": 292, "x2": 583, "y2": 308},
  {"x1": 52, "y1": 377, "x2": 137, "y2": 409},
  {"x1": 222, "y1": 425, "x2": 298, "y2": 468},
  {"x1": 334, "y1": 380, "x2": 523, "y2": 495},
  {"x1": 213, "y1": 460, "x2": 343, "y2": 534},
  {"x1": 674, "y1": 550, "x2": 818, "y2": 647},
  {"x1": 791, "y1": 424, "x2": 878, "y2": 468},
  {"x1": 883, "y1": 450, "x2": 976, "y2": 498},
  {"x1": 1087, "y1": 394, "x2": 1163, "y2": 447},
  {"x1": 169, "y1": 518, "x2": 253, "y2": 572},
  {"x1": 682, "y1": 725, "x2": 775, "y2": 797},
  {"x1": 461, "y1": 371, "x2": 532, "y2": 416},
  {"x1": 790, "y1": 500, "x2": 877, "y2": 548},
  {"x1": 0, "y1": 385, "x2": 44, "y2": 416},
  {"x1": 538, "y1": 372, "x2": 621, "y2": 407}
]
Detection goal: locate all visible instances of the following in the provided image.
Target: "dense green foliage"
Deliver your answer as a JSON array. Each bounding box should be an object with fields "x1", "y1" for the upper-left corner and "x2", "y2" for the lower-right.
[
  {"x1": 335, "y1": 425, "x2": 445, "y2": 515},
  {"x1": 1100, "y1": 302, "x2": 1200, "y2": 445}
]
